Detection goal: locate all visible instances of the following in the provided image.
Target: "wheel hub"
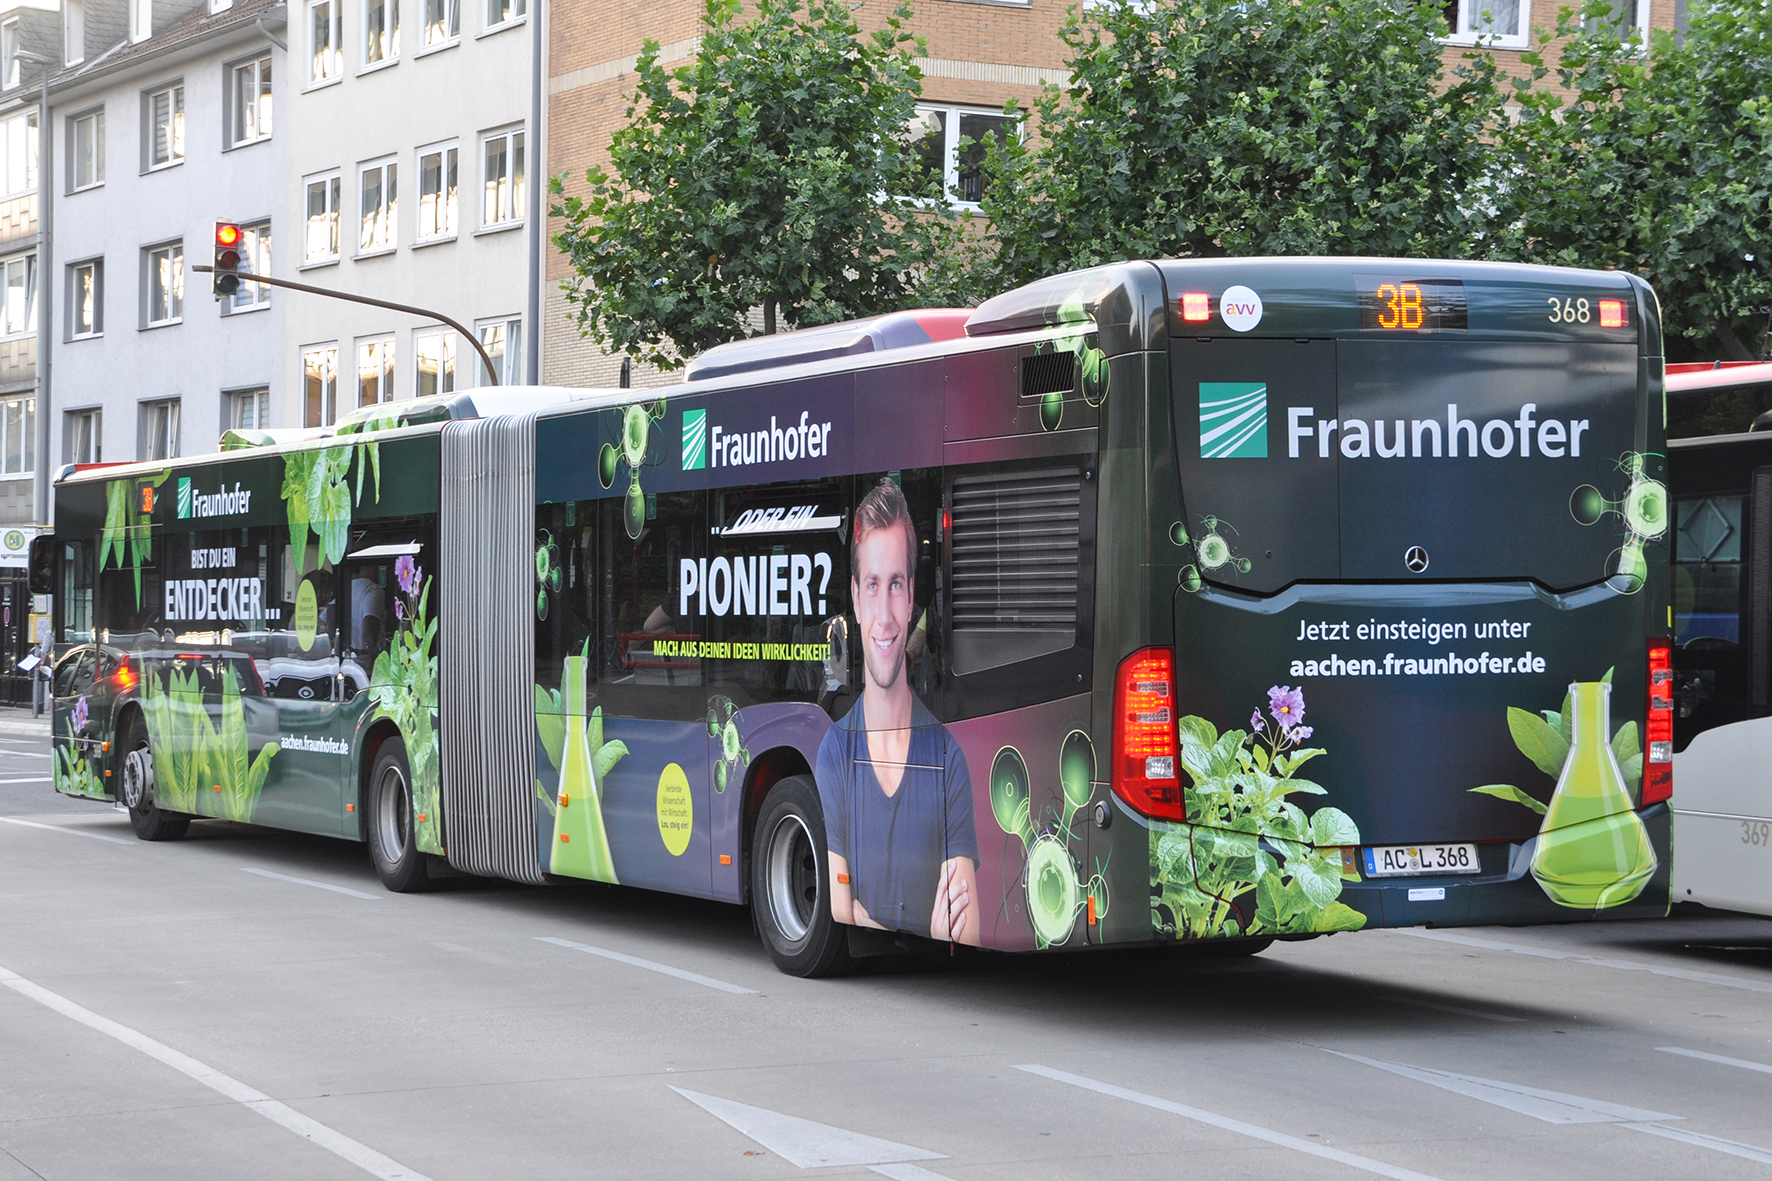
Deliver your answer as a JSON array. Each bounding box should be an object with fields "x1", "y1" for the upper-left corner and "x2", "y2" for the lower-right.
[
  {"x1": 766, "y1": 814, "x2": 818, "y2": 944},
  {"x1": 121, "y1": 748, "x2": 153, "y2": 810}
]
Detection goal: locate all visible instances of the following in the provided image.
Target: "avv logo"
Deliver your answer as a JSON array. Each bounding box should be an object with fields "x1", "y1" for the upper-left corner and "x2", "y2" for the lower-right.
[
  {"x1": 1200, "y1": 382, "x2": 1268, "y2": 458},
  {"x1": 1220, "y1": 284, "x2": 1264, "y2": 332},
  {"x1": 176, "y1": 477, "x2": 193, "y2": 519},
  {"x1": 681, "y1": 408, "x2": 707, "y2": 471}
]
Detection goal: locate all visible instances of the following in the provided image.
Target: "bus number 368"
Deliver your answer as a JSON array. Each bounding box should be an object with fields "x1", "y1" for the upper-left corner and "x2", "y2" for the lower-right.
[{"x1": 1548, "y1": 296, "x2": 1591, "y2": 324}]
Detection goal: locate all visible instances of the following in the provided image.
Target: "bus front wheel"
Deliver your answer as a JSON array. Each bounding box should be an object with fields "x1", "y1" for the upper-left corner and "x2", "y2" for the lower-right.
[
  {"x1": 367, "y1": 737, "x2": 430, "y2": 893},
  {"x1": 751, "y1": 776, "x2": 852, "y2": 978},
  {"x1": 119, "y1": 714, "x2": 189, "y2": 842}
]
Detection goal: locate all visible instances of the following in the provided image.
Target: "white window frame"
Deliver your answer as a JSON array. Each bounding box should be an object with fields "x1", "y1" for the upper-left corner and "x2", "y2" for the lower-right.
[
  {"x1": 416, "y1": 141, "x2": 458, "y2": 243},
  {"x1": 67, "y1": 258, "x2": 102, "y2": 338},
  {"x1": 63, "y1": 0, "x2": 85, "y2": 67},
  {"x1": 138, "y1": 398, "x2": 180, "y2": 461},
  {"x1": 362, "y1": 0, "x2": 399, "y2": 70},
  {"x1": 0, "y1": 254, "x2": 35, "y2": 339},
  {"x1": 226, "y1": 386, "x2": 268, "y2": 431},
  {"x1": 226, "y1": 221, "x2": 271, "y2": 314},
  {"x1": 304, "y1": 171, "x2": 342, "y2": 264},
  {"x1": 66, "y1": 408, "x2": 101, "y2": 464},
  {"x1": 210, "y1": 0, "x2": 234, "y2": 14},
  {"x1": 356, "y1": 335, "x2": 395, "y2": 407},
  {"x1": 130, "y1": 0, "x2": 151, "y2": 44},
  {"x1": 307, "y1": 0, "x2": 342, "y2": 87},
  {"x1": 1, "y1": 110, "x2": 37, "y2": 199},
  {"x1": 303, "y1": 344, "x2": 339, "y2": 427},
  {"x1": 479, "y1": 127, "x2": 523, "y2": 229},
  {"x1": 358, "y1": 157, "x2": 397, "y2": 255},
  {"x1": 420, "y1": 0, "x2": 460, "y2": 50},
  {"x1": 414, "y1": 329, "x2": 456, "y2": 398},
  {"x1": 483, "y1": 0, "x2": 526, "y2": 33},
  {"x1": 2, "y1": 19, "x2": 20, "y2": 91},
  {"x1": 475, "y1": 315, "x2": 521, "y2": 386},
  {"x1": 1582, "y1": 0, "x2": 1650, "y2": 41},
  {"x1": 143, "y1": 240, "x2": 183, "y2": 328},
  {"x1": 227, "y1": 54, "x2": 272, "y2": 147},
  {"x1": 0, "y1": 394, "x2": 34, "y2": 477},
  {"x1": 901, "y1": 104, "x2": 1020, "y2": 207},
  {"x1": 69, "y1": 107, "x2": 104, "y2": 191},
  {"x1": 143, "y1": 80, "x2": 184, "y2": 171},
  {"x1": 1440, "y1": 0, "x2": 1532, "y2": 47}
]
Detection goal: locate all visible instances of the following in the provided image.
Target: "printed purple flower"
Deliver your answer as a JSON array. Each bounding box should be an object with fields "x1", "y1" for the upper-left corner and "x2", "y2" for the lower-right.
[
  {"x1": 1267, "y1": 684, "x2": 1306, "y2": 729},
  {"x1": 395, "y1": 600, "x2": 405, "y2": 621},
  {"x1": 1288, "y1": 725, "x2": 1313, "y2": 743},
  {"x1": 71, "y1": 695, "x2": 89, "y2": 734},
  {"x1": 395, "y1": 555, "x2": 419, "y2": 596},
  {"x1": 1250, "y1": 708, "x2": 1265, "y2": 733}
]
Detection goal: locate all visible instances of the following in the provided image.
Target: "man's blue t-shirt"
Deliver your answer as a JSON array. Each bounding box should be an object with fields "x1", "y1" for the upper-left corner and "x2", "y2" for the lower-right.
[{"x1": 816, "y1": 695, "x2": 979, "y2": 938}]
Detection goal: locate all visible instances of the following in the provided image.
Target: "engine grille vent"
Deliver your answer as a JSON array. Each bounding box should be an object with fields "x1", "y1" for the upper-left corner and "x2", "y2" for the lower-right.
[
  {"x1": 1021, "y1": 352, "x2": 1076, "y2": 399},
  {"x1": 949, "y1": 465, "x2": 1081, "y2": 674}
]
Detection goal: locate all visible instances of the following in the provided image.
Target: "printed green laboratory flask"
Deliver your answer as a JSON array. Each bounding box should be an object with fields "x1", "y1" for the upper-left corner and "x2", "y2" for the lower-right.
[
  {"x1": 550, "y1": 654, "x2": 619, "y2": 884},
  {"x1": 1529, "y1": 681, "x2": 1656, "y2": 909}
]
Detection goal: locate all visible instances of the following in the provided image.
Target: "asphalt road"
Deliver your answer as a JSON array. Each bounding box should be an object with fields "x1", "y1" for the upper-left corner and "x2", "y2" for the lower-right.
[{"x1": 3, "y1": 711, "x2": 1771, "y2": 1181}]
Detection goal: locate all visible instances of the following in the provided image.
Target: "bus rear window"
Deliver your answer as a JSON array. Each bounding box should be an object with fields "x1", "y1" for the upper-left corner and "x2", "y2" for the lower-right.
[{"x1": 1674, "y1": 493, "x2": 1742, "y2": 645}]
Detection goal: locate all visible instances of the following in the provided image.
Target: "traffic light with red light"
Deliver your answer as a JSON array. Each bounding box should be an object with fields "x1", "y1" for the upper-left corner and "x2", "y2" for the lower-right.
[{"x1": 213, "y1": 222, "x2": 242, "y2": 298}]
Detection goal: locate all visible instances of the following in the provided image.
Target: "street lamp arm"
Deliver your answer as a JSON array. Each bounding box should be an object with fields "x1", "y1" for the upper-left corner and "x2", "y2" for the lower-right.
[{"x1": 192, "y1": 265, "x2": 500, "y2": 385}]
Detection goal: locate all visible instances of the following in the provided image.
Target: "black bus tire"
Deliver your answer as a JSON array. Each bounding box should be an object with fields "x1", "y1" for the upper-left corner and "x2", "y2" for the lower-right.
[
  {"x1": 367, "y1": 737, "x2": 430, "y2": 893},
  {"x1": 119, "y1": 713, "x2": 190, "y2": 842},
  {"x1": 751, "y1": 775, "x2": 853, "y2": 978}
]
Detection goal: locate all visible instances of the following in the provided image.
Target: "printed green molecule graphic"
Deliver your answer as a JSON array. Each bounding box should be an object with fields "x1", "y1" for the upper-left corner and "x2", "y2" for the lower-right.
[
  {"x1": 598, "y1": 399, "x2": 668, "y2": 539},
  {"x1": 706, "y1": 696, "x2": 750, "y2": 794},
  {"x1": 1568, "y1": 452, "x2": 1667, "y2": 594},
  {"x1": 534, "y1": 530, "x2": 562, "y2": 620},
  {"x1": 988, "y1": 734, "x2": 1109, "y2": 949},
  {"x1": 1173, "y1": 516, "x2": 1252, "y2": 594}
]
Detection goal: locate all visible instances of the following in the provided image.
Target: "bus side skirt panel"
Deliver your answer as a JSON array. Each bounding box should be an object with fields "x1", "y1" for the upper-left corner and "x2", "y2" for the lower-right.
[{"x1": 439, "y1": 414, "x2": 546, "y2": 884}]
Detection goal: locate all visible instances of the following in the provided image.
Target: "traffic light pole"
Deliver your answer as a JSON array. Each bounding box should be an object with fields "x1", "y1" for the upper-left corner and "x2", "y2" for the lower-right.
[{"x1": 192, "y1": 265, "x2": 501, "y2": 385}]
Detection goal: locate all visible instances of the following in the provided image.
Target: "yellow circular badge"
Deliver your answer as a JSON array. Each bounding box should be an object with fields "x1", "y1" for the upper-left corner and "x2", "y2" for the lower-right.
[
  {"x1": 293, "y1": 581, "x2": 318, "y2": 652},
  {"x1": 656, "y1": 763, "x2": 692, "y2": 856}
]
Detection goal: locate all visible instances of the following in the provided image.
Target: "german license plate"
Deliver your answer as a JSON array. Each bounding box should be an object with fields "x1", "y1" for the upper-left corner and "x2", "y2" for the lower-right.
[{"x1": 1362, "y1": 843, "x2": 1479, "y2": 877}]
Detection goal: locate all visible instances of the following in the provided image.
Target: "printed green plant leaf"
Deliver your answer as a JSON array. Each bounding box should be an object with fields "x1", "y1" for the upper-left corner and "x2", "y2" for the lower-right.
[
  {"x1": 1177, "y1": 715, "x2": 1218, "y2": 752},
  {"x1": 535, "y1": 779, "x2": 558, "y2": 816},
  {"x1": 1508, "y1": 706, "x2": 1570, "y2": 779},
  {"x1": 1306, "y1": 901, "x2": 1368, "y2": 933},
  {"x1": 1309, "y1": 806, "x2": 1361, "y2": 847},
  {"x1": 1610, "y1": 720, "x2": 1643, "y2": 795},
  {"x1": 534, "y1": 685, "x2": 565, "y2": 772},
  {"x1": 1469, "y1": 783, "x2": 1550, "y2": 814},
  {"x1": 1292, "y1": 852, "x2": 1343, "y2": 908}
]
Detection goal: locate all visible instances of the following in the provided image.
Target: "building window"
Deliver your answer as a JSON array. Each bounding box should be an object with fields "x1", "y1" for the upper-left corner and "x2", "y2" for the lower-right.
[
  {"x1": 308, "y1": 0, "x2": 341, "y2": 85},
  {"x1": 228, "y1": 222, "x2": 270, "y2": 312},
  {"x1": 144, "y1": 82, "x2": 184, "y2": 170},
  {"x1": 64, "y1": 0, "x2": 85, "y2": 67},
  {"x1": 229, "y1": 55, "x2": 272, "y2": 146},
  {"x1": 227, "y1": 387, "x2": 268, "y2": 430},
  {"x1": 66, "y1": 408, "x2": 101, "y2": 463},
  {"x1": 130, "y1": 0, "x2": 151, "y2": 43},
  {"x1": 0, "y1": 255, "x2": 35, "y2": 337},
  {"x1": 2, "y1": 19, "x2": 20, "y2": 90},
  {"x1": 359, "y1": 159, "x2": 396, "y2": 253},
  {"x1": 357, "y1": 336, "x2": 395, "y2": 406},
  {"x1": 144, "y1": 241, "x2": 183, "y2": 327},
  {"x1": 304, "y1": 172, "x2": 340, "y2": 263},
  {"x1": 477, "y1": 316, "x2": 521, "y2": 385},
  {"x1": 364, "y1": 0, "x2": 398, "y2": 65},
  {"x1": 415, "y1": 330, "x2": 455, "y2": 398},
  {"x1": 139, "y1": 398, "x2": 179, "y2": 460},
  {"x1": 481, "y1": 129, "x2": 523, "y2": 228},
  {"x1": 2, "y1": 111, "x2": 38, "y2": 197},
  {"x1": 70, "y1": 108, "x2": 104, "y2": 190},
  {"x1": 485, "y1": 0, "x2": 525, "y2": 29},
  {"x1": 68, "y1": 259, "x2": 102, "y2": 337},
  {"x1": 422, "y1": 0, "x2": 459, "y2": 47},
  {"x1": 304, "y1": 345, "x2": 338, "y2": 426},
  {"x1": 1, "y1": 395, "x2": 33, "y2": 475},
  {"x1": 1441, "y1": 0, "x2": 1530, "y2": 46},
  {"x1": 1583, "y1": 0, "x2": 1648, "y2": 39},
  {"x1": 417, "y1": 143, "x2": 457, "y2": 240},
  {"x1": 900, "y1": 105, "x2": 1018, "y2": 204}
]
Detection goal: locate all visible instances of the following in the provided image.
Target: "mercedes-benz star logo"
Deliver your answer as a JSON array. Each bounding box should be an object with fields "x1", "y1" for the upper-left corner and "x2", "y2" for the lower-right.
[{"x1": 1404, "y1": 546, "x2": 1430, "y2": 573}]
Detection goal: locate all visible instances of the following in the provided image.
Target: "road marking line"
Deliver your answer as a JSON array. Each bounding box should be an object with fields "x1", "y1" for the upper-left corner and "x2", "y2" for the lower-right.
[
  {"x1": 240, "y1": 867, "x2": 382, "y2": 900},
  {"x1": 1621, "y1": 1121, "x2": 1772, "y2": 1164},
  {"x1": 539, "y1": 937, "x2": 757, "y2": 995},
  {"x1": 0, "y1": 816, "x2": 133, "y2": 845},
  {"x1": 1015, "y1": 1064, "x2": 1446, "y2": 1181},
  {"x1": 1386, "y1": 927, "x2": 1772, "y2": 995},
  {"x1": 0, "y1": 962, "x2": 431, "y2": 1180},
  {"x1": 1658, "y1": 1046, "x2": 1772, "y2": 1076},
  {"x1": 1327, "y1": 1051, "x2": 1679, "y2": 1124},
  {"x1": 0, "y1": 776, "x2": 54, "y2": 783},
  {"x1": 869, "y1": 1164, "x2": 960, "y2": 1180},
  {"x1": 1387, "y1": 995, "x2": 1526, "y2": 1023},
  {"x1": 670, "y1": 1087, "x2": 945, "y2": 1168}
]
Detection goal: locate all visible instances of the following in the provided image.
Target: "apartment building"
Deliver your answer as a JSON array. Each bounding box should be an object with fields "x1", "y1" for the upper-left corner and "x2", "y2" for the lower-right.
[{"x1": 284, "y1": 0, "x2": 539, "y2": 425}]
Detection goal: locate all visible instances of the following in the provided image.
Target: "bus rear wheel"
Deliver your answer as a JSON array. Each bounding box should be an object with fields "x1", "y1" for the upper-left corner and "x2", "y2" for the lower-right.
[
  {"x1": 367, "y1": 737, "x2": 430, "y2": 893},
  {"x1": 119, "y1": 714, "x2": 189, "y2": 842},
  {"x1": 751, "y1": 775, "x2": 852, "y2": 978}
]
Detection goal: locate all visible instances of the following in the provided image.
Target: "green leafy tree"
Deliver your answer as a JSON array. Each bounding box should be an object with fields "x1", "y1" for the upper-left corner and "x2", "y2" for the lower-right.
[
  {"x1": 551, "y1": 0, "x2": 972, "y2": 370},
  {"x1": 976, "y1": 0, "x2": 1507, "y2": 288}
]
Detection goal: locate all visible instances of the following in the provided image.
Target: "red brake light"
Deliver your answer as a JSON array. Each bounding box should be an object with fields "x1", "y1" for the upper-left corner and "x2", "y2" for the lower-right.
[
  {"x1": 1642, "y1": 641, "x2": 1672, "y2": 806},
  {"x1": 1181, "y1": 292, "x2": 1211, "y2": 323},
  {"x1": 113, "y1": 655, "x2": 136, "y2": 692},
  {"x1": 1598, "y1": 299, "x2": 1628, "y2": 329},
  {"x1": 1111, "y1": 647, "x2": 1183, "y2": 822}
]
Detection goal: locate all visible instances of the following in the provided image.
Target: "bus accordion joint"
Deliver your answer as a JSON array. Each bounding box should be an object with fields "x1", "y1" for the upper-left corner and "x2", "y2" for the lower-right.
[
  {"x1": 1643, "y1": 640, "x2": 1673, "y2": 807},
  {"x1": 1111, "y1": 647, "x2": 1184, "y2": 822}
]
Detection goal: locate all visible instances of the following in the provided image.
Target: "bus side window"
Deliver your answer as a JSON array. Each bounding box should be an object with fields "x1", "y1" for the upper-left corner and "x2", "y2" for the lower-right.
[
  {"x1": 535, "y1": 501, "x2": 595, "y2": 698},
  {"x1": 1674, "y1": 490, "x2": 1750, "y2": 737},
  {"x1": 60, "y1": 542, "x2": 94, "y2": 643}
]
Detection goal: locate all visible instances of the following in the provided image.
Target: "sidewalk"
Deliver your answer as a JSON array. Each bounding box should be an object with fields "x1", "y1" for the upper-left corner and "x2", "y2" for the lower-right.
[{"x1": 0, "y1": 707, "x2": 51, "y2": 739}]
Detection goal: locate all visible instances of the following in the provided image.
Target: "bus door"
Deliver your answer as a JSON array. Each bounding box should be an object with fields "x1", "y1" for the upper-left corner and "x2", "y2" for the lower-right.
[
  {"x1": 256, "y1": 543, "x2": 347, "y2": 834},
  {"x1": 51, "y1": 644, "x2": 108, "y2": 799},
  {"x1": 341, "y1": 527, "x2": 433, "y2": 806}
]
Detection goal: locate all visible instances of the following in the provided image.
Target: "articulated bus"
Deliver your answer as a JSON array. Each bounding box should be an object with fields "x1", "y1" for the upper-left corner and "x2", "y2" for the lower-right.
[
  {"x1": 1666, "y1": 360, "x2": 1772, "y2": 917},
  {"x1": 35, "y1": 258, "x2": 1673, "y2": 976}
]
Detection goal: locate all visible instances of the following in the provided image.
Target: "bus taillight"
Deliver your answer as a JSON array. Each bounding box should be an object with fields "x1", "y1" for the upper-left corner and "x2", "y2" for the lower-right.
[
  {"x1": 1112, "y1": 647, "x2": 1184, "y2": 822},
  {"x1": 1643, "y1": 641, "x2": 1673, "y2": 806},
  {"x1": 1180, "y1": 292, "x2": 1211, "y2": 322}
]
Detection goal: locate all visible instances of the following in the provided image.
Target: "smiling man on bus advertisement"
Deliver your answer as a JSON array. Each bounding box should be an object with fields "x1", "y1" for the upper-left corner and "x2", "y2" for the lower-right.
[{"x1": 816, "y1": 477, "x2": 981, "y2": 944}]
